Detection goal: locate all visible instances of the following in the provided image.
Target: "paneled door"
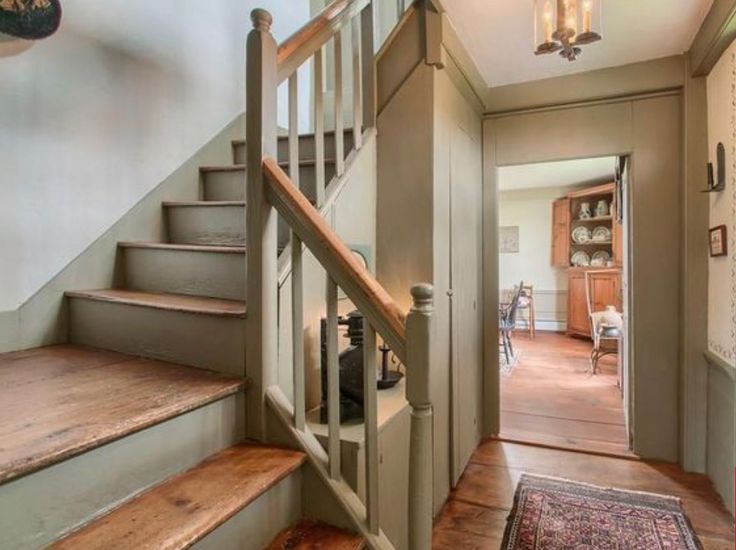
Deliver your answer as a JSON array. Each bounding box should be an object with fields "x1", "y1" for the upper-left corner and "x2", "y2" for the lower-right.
[{"x1": 449, "y1": 124, "x2": 483, "y2": 486}]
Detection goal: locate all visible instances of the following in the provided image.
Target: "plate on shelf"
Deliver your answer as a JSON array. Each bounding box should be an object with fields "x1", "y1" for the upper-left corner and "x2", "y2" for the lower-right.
[
  {"x1": 591, "y1": 250, "x2": 611, "y2": 267},
  {"x1": 591, "y1": 226, "x2": 611, "y2": 243},
  {"x1": 571, "y1": 250, "x2": 591, "y2": 267},
  {"x1": 572, "y1": 226, "x2": 592, "y2": 244}
]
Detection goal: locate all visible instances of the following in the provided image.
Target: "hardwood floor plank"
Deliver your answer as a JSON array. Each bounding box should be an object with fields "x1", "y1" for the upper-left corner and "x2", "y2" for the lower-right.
[
  {"x1": 50, "y1": 444, "x2": 306, "y2": 550},
  {"x1": 0, "y1": 345, "x2": 244, "y2": 484},
  {"x1": 500, "y1": 331, "x2": 629, "y2": 454},
  {"x1": 433, "y1": 441, "x2": 734, "y2": 546},
  {"x1": 497, "y1": 430, "x2": 633, "y2": 456},
  {"x1": 501, "y1": 410, "x2": 628, "y2": 443}
]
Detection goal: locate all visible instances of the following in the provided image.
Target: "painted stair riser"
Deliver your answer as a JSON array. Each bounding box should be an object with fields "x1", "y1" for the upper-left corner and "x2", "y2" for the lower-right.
[
  {"x1": 202, "y1": 163, "x2": 336, "y2": 203},
  {"x1": 68, "y1": 298, "x2": 245, "y2": 376},
  {"x1": 166, "y1": 205, "x2": 245, "y2": 247},
  {"x1": 232, "y1": 131, "x2": 355, "y2": 165},
  {"x1": 123, "y1": 247, "x2": 245, "y2": 301},
  {"x1": 192, "y1": 472, "x2": 301, "y2": 550},
  {"x1": 0, "y1": 395, "x2": 244, "y2": 550}
]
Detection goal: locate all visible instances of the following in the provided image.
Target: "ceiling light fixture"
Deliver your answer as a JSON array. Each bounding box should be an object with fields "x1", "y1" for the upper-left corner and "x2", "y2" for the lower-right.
[{"x1": 534, "y1": 0, "x2": 602, "y2": 62}]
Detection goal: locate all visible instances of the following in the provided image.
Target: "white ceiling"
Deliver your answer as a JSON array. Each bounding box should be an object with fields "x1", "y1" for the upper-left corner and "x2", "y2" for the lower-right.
[
  {"x1": 498, "y1": 157, "x2": 616, "y2": 191},
  {"x1": 442, "y1": 0, "x2": 713, "y2": 88}
]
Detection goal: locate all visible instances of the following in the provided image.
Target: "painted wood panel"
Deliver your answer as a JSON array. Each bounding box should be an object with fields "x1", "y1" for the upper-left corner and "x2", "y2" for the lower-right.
[
  {"x1": 493, "y1": 102, "x2": 633, "y2": 167},
  {"x1": 707, "y1": 362, "x2": 735, "y2": 514}
]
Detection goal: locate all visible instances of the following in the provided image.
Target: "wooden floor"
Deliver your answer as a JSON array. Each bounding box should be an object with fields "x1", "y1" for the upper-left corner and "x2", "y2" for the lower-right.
[
  {"x1": 433, "y1": 439, "x2": 735, "y2": 549},
  {"x1": 499, "y1": 331, "x2": 631, "y2": 455},
  {"x1": 0, "y1": 345, "x2": 244, "y2": 483}
]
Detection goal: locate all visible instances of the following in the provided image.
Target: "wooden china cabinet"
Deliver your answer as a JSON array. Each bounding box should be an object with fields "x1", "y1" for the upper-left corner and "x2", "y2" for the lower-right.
[{"x1": 551, "y1": 182, "x2": 624, "y2": 338}]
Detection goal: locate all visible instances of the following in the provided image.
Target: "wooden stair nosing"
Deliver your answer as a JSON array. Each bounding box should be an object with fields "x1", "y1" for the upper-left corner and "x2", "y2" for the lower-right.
[
  {"x1": 66, "y1": 289, "x2": 247, "y2": 318},
  {"x1": 266, "y1": 520, "x2": 365, "y2": 550},
  {"x1": 118, "y1": 242, "x2": 246, "y2": 254},
  {"x1": 0, "y1": 345, "x2": 245, "y2": 484},
  {"x1": 49, "y1": 444, "x2": 307, "y2": 550}
]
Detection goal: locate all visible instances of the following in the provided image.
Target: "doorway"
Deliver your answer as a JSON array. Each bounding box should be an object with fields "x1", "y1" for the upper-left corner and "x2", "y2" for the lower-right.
[{"x1": 495, "y1": 156, "x2": 633, "y2": 456}]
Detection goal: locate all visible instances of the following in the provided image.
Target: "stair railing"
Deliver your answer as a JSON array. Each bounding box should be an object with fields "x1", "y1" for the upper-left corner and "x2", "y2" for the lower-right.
[{"x1": 246, "y1": 3, "x2": 433, "y2": 548}]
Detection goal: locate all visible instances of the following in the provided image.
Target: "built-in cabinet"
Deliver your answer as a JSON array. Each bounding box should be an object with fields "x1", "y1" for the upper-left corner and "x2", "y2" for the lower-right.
[
  {"x1": 551, "y1": 183, "x2": 624, "y2": 338},
  {"x1": 567, "y1": 268, "x2": 623, "y2": 337}
]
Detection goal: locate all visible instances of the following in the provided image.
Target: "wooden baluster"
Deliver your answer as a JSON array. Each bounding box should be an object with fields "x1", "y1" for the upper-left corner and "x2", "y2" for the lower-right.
[
  {"x1": 326, "y1": 276, "x2": 341, "y2": 479},
  {"x1": 360, "y1": 3, "x2": 376, "y2": 128},
  {"x1": 406, "y1": 283, "x2": 434, "y2": 550},
  {"x1": 288, "y1": 70, "x2": 305, "y2": 428},
  {"x1": 288, "y1": 73, "x2": 300, "y2": 189},
  {"x1": 333, "y1": 30, "x2": 344, "y2": 177},
  {"x1": 363, "y1": 320, "x2": 379, "y2": 535},
  {"x1": 292, "y1": 235, "x2": 305, "y2": 431},
  {"x1": 245, "y1": 8, "x2": 279, "y2": 441},
  {"x1": 314, "y1": 48, "x2": 326, "y2": 206},
  {"x1": 351, "y1": 16, "x2": 363, "y2": 150}
]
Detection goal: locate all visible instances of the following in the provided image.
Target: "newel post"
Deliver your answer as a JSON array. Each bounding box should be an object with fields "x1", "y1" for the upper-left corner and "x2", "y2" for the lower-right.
[
  {"x1": 406, "y1": 283, "x2": 434, "y2": 550},
  {"x1": 245, "y1": 8, "x2": 279, "y2": 441}
]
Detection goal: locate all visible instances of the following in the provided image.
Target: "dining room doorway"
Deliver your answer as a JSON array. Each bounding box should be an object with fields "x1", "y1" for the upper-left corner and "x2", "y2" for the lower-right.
[{"x1": 495, "y1": 156, "x2": 633, "y2": 456}]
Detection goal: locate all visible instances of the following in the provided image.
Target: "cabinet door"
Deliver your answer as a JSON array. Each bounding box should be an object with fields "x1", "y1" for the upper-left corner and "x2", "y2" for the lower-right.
[
  {"x1": 611, "y1": 198, "x2": 624, "y2": 266},
  {"x1": 551, "y1": 198, "x2": 570, "y2": 267},
  {"x1": 589, "y1": 271, "x2": 622, "y2": 312},
  {"x1": 567, "y1": 271, "x2": 589, "y2": 336}
]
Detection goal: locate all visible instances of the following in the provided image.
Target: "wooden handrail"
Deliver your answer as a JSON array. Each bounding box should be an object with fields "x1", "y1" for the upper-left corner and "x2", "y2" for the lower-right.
[
  {"x1": 276, "y1": 0, "x2": 370, "y2": 84},
  {"x1": 262, "y1": 156, "x2": 407, "y2": 362}
]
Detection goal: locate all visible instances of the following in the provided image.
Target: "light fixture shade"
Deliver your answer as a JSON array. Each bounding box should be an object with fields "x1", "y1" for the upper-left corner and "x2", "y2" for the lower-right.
[{"x1": 534, "y1": 0, "x2": 602, "y2": 60}]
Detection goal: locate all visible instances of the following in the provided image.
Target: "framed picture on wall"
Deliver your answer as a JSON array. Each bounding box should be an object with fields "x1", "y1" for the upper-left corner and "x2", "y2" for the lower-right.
[
  {"x1": 499, "y1": 226, "x2": 519, "y2": 254},
  {"x1": 709, "y1": 225, "x2": 727, "y2": 257}
]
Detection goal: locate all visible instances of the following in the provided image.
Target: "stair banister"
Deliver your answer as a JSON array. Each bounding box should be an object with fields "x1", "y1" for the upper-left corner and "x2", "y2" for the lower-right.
[
  {"x1": 276, "y1": 0, "x2": 371, "y2": 84},
  {"x1": 247, "y1": 4, "x2": 433, "y2": 548}
]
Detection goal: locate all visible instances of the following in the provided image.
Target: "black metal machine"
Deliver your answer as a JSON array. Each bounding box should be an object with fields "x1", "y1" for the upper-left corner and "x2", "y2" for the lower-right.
[{"x1": 319, "y1": 310, "x2": 403, "y2": 423}]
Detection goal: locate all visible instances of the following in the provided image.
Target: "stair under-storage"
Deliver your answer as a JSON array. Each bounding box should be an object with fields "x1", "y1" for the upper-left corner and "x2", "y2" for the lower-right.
[{"x1": 0, "y1": 130, "x2": 362, "y2": 550}]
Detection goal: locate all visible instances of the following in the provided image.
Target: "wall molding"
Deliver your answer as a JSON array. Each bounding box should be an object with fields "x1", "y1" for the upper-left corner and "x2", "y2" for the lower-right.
[
  {"x1": 706, "y1": 349, "x2": 736, "y2": 381},
  {"x1": 689, "y1": 0, "x2": 736, "y2": 77}
]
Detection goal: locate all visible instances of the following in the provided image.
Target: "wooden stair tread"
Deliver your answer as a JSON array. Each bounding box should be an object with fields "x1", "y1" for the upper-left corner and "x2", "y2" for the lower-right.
[
  {"x1": 119, "y1": 242, "x2": 246, "y2": 254},
  {"x1": 66, "y1": 289, "x2": 246, "y2": 318},
  {"x1": 266, "y1": 520, "x2": 364, "y2": 550},
  {"x1": 0, "y1": 345, "x2": 244, "y2": 484},
  {"x1": 162, "y1": 200, "x2": 245, "y2": 207},
  {"x1": 200, "y1": 158, "x2": 335, "y2": 173},
  {"x1": 50, "y1": 444, "x2": 307, "y2": 550}
]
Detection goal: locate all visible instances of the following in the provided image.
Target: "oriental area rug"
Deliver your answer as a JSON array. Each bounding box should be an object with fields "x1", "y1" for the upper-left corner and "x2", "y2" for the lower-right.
[{"x1": 502, "y1": 474, "x2": 702, "y2": 550}]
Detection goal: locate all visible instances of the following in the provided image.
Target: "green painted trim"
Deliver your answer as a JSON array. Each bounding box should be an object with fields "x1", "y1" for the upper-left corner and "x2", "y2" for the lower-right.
[
  {"x1": 689, "y1": 0, "x2": 736, "y2": 77},
  {"x1": 704, "y1": 349, "x2": 736, "y2": 381}
]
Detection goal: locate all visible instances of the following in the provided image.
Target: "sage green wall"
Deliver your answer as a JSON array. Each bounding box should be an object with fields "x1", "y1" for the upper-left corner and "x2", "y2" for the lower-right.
[
  {"x1": 483, "y1": 93, "x2": 684, "y2": 461},
  {"x1": 376, "y1": 13, "x2": 484, "y2": 513},
  {"x1": 484, "y1": 56, "x2": 685, "y2": 114}
]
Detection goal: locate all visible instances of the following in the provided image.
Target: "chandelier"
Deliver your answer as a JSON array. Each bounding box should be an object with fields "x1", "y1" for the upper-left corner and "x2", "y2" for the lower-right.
[{"x1": 534, "y1": 0, "x2": 602, "y2": 62}]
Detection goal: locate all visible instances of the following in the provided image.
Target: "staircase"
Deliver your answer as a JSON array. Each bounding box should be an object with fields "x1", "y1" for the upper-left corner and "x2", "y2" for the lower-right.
[
  {"x1": 64, "y1": 130, "x2": 351, "y2": 376},
  {"x1": 0, "y1": 1, "x2": 433, "y2": 549},
  {"x1": 0, "y1": 126, "x2": 363, "y2": 549}
]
